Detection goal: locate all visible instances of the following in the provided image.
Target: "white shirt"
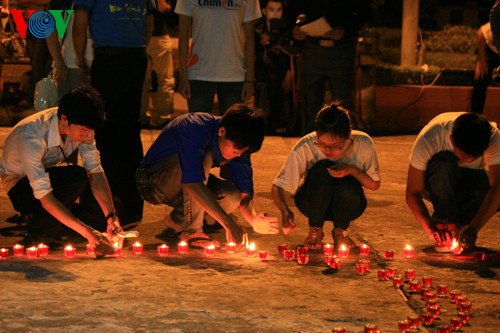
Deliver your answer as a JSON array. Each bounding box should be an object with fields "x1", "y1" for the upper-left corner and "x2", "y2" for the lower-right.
[
  {"x1": 0, "y1": 108, "x2": 103, "y2": 199},
  {"x1": 480, "y1": 22, "x2": 498, "y2": 54},
  {"x1": 175, "y1": 0, "x2": 261, "y2": 82},
  {"x1": 273, "y1": 130, "x2": 381, "y2": 194},
  {"x1": 409, "y1": 112, "x2": 500, "y2": 171}
]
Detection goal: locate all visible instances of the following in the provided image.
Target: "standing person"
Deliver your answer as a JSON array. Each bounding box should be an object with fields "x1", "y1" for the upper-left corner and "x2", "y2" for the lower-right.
[
  {"x1": 288, "y1": 0, "x2": 369, "y2": 134},
  {"x1": 175, "y1": 0, "x2": 260, "y2": 115},
  {"x1": 0, "y1": 86, "x2": 121, "y2": 254},
  {"x1": 254, "y1": 0, "x2": 293, "y2": 135},
  {"x1": 471, "y1": 22, "x2": 499, "y2": 114},
  {"x1": 406, "y1": 112, "x2": 500, "y2": 252},
  {"x1": 136, "y1": 104, "x2": 279, "y2": 248},
  {"x1": 141, "y1": 0, "x2": 176, "y2": 128},
  {"x1": 0, "y1": 0, "x2": 9, "y2": 104},
  {"x1": 73, "y1": 0, "x2": 155, "y2": 224},
  {"x1": 271, "y1": 102, "x2": 381, "y2": 251}
]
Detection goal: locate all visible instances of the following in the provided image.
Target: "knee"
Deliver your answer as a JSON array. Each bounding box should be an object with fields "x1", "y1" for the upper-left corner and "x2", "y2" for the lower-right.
[
  {"x1": 427, "y1": 152, "x2": 458, "y2": 175},
  {"x1": 308, "y1": 160, "x2": 336, "y2": 179},
  {"x1": 334, "y1": 178, "x2": 363, "y2": 202}
]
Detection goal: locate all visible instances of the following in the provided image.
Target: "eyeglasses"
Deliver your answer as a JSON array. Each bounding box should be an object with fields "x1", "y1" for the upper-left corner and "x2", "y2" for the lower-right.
[{"x1": 314, "y1": 140, "x2": 345, "y2": 151}]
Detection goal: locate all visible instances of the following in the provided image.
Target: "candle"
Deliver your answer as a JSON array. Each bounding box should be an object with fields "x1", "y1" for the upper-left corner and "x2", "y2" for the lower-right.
[
  {"x1": 377, "y1": 269, "x2": 388, "y2": 281},
  {"x1": 0, "y1": 248, "x2": 8, "y2": 259},
  {"x1": 337, "y1": 244, "x2": 349, "y2": 258},
  {"x1": 277, "y1": 243, "x2": 288, "y2": 254},
  {"x1": 384, "y1": 249, "x2": 395, "y2": 260},
  {"x1": 421, "y1": 313, "x2": 435, "y2": 326},
  {"x1": 449, "y1": 289, "x2": 461, "y2": 303},
  {"x1": 454, "y1": 295, "x2": 468, "y2": 306},
  {"x1": 324, "y1": 255, "x2": 336, "y2": 266},
  {"x1": 457, "y1": 311, "x2": 471, "y2": 325},
  {"x1": 403, "y1": 329, "x2": 418, "y2": 333},
  {"x1": 426, "y1": 298, "x2": 440, "y2": 308},
  {"x1": 458, "y1": 300, "x2": 472, "y2": 312},
  {"x1": 423, "y1": 290, "x2": 437, "y2": 301},
  {"x1": 385, "y1": 267, "x2": 397, "y2": 279},
  {"x1": 355, "y1": 263, "x2": 367, "y2": 275},
  {"x1": 449, "y1": 317, "x2": 463, "y2": 331},
  {"x1": 64, "y1": 245, "x2": 76, "y2": 258},
  {"x1": 450, "y1": 239, "x2": 463, "y2": 255},
  {"x1": 473, "y1": 251, "x2": 485, "y2": 262},
  {"x1": 403, "y1": 244, "x2": 415, "y2": 258},
  {"x1": 397, "y1": 319, "x2": 411, "y2": 332},
  {"x1": 246, "y1": 242, "x2": 256, "y2": 257},
  {"x1": 37, "y1": 243, "x2": 49, "y2": 257},
  {"x1": 296, "y1": 246, "x2": 308, "y2": 255},
  {"x1": 405, "y1": 269, "x2": 416, "y2": 280},
  {"x1": 392, "y1": 274, "x2": 404, "y2": 288},
  {"x1": 408, "y1": 279, "x2": 421, "y2": 293},
  {"x1": 329, "y1": 258, "x2": 342, "y2": 270},
  {"x1": 283, "y1": 249, "x2": 295, "y2": 261},
  {"x1": 226, "y1": 242, "x2": 237, "y2": 254},
  {"x1": 323, "y1": 243, "x2": 334, "y2": 256},
  {"x1": 177, "y1": 241, "x2": 188, "y2": 254},
  {"x1": 132, "y1": 241, "x2": 143, "y2": 255},
  {"x1": 358, "y1": 258, "x2": 370, "y2": 270},
  {"x1": 13, "y1": 244, "x2": 24, "y2": 256},
  {"x1": 332, "y1": 328, "x2": 346, "y2": 333},
  {"x1": 157, "y1": 244, "x2": 169, "y2": 257},
  {"x1": 113, "y1": 242, "x2": 122, "y2": 257},
  {"x1": 86, "y1": 244, "x2": 95, "y2": 255},
  {"x1": 437, "y1": 325, "x2": 451, "y2": 333},
  {"x1": 428, "y1": 305, "x2": 441, "y2": 318},
  {"x1": 26, "y1": 246, "x2": 38, "y2": 259},
  {"x1": 363, "y1": 323, "x2": 378, "y2": 333},
  {"x1": 297, "y1": 253, "x2": 309, "y2": 265},
  {"x1": 359, "y1": 243, "x2": 371, "y2": 256},
  {"x1": 204, "y1": 244, "x2": 216, "y2": 257},
  {"x1": 258, "y1": 250, "x2": 269, "y2": 261},
  {"x1": 421, "y1": 275, "x2": 434, "y2": 287},
  {"x1": 437, "y1": 284, "x2": 449, "y2": 298},
  {"x1": 407, "y1": 314, "x2": 421, "y2": 327}
]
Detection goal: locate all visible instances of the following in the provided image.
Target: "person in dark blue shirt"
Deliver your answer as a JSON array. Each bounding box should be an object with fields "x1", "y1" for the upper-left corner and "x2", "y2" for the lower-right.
[{"x1": 136, "y1": 104, "x2": 279, "y2": 248}]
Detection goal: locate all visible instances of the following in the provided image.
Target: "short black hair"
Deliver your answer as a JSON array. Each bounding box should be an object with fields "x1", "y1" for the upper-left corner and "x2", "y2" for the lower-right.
[
  {"x1": 57, "y1": 85, "x2": 105, "y2": 130},
  {"x1": 220, "y1": 103, "x2": 265, "y2": 154},
  {"x1": 314, "y1": 101, "x2": 352, "y2": 138},
  {"x1": 452, "y1": 113, "x2": 492, "y2": 157}
]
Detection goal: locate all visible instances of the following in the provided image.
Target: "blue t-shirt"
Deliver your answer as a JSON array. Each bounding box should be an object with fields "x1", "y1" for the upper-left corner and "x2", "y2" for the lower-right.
[
  {"x1": 141, "y1": 113, "x2": 254, "y2": 196},
  {"x1": 75, "y1": 0, "x2": 155, "y2": 48}
]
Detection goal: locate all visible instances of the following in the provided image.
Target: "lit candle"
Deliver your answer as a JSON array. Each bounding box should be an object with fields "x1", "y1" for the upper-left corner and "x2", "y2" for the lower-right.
[
  {"x1": 37, "y1": 243, "x2": 49, "y2": 257},
  {"x1": 377, "y1": 269, "x2": 388, "y2": 281},
  {"x1": 258, "y1": 250, "x2": 269, "y2": 261},
  {"x1": 113, "y1": 241, "x2": 122, "y2": 257},
  {"x1": 246, "y1": 242, "x2": 256, "y2": 257},
  {"x1": 132, "y1": 241, "x2": 144, "y2": 255},
  {"x1": 405, "y1": 268, "x2": 416, "y2": 280},
  {"x1": 323, "y1": 243, "x2": 334, "y2": 256},
  {"x1": 277, "y1": 243, "x2": 288, "y2": 254},
  {"x1": 86, "y1": 244, "x2": 95, "y2": 255},
  {"x1": 449, "y1": 289, "x2": 462, "y2": 303},
  {"x1": 337, "y1": 244, "x2": 349, "y2": 258},
  {"x1": 473, "y1": 251, "x2": 485, "y2": 262},
  {"x1": 324, "y1": 255, "x2": 336, "y2": 266},
  {"x1": 403, "y1": 244, "x2": 415, "y2": 259},
  {"x1": 296, "y1": 246, "x2": 308, "y2": 255},
  {"x1": 392, "y1": 274, "x2": 404, "y2": 288},
  {"x1": 157, "y1": 244, "x2": 169, "y2": 257},
  {"x1": 332, "y1": 327, "x2": 346, "y2": 333},
  {"x1": 297, "y1": 253, "x2": 309, "y2": 265},
  {"x1": 458, "y1": 300, "x2": 472, "y2": 313},
  {"x1": 436, "y1": 284, "x2": 448, "y2": 297},
  {"x1": 450, "y1": 239, "x2": 463, "y2": 255},
  {"x1": 355, "y1": 263, "x2": 367, "y2": 275},
  {"x1": 457, "y1": 311, "x2": 471, "y2": 325},
  {"x1": 423, "y1": 290, "x2": 437, "y2": 301},
  {"x1": 449, "y1": 317, "x2": 463, "y2": 331},
  {"x1": 0, "y1": 248, "x2": 8, "y2": 260},
  {"x1": 226, "y1": 242, "x2": 237, "y2": 254},
  {"x1": 437, "y1": 325, "x2": 451, "y2": 333},
  {"x1": 359, "y1": 243, "x2": 371, "y2": 256},
  {"x1": 422, "y1": 275, "x2": 434, "y2": 287},
  {"x1": 283, "y1": 249, "x2": 295, "y2": 261},
  {"x1": 26, "y1": 246, "x2": 38, "y2": 259},
  {"x1": 385, "y1": 267, "x2": 397, "y2": 279},
  {"x1": 358, "y1": 258, "x2": 370, "y2": 270},
  {"x1": 428, "y1": 304, "x2": 441, "y2": 318},
  {"x1": 64, "y1": 245, "x2": 76, "y2": 258},
  {"x1": 329, "y1": 258, "x2": 342, "y2": 270},
  {"x1": 13, "y1": 244, "x2": 24, "y2": 256},
  {"x1": 397, "y1": 320, "x2": 411, "y2": 332},
  {"x1": 204, "y1": 244, "x2": 216, "y2": 257},
  {"x1": 426, "y1": 298, "x2": 440, "y2": 308},
  {"x1": 384, "y1": 249, "x2": 395, "y2": 260},
  {"x1": 177, "y1": 241, "x2": 188, "y2": 254}
]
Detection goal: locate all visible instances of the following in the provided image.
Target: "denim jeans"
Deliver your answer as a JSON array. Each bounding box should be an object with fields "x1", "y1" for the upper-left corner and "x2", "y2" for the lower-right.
[
  {"x1": 187, "y1": 80, "x2": 244, "y2": 115},
  {"x1": 425, "y1": 151, "x2": 490, "y2": 227},
  {"x1": 136, "y1": 151, "x2": 241, "y2": 233},
  {"x1": 294, "y1": 159, "x2": 367, "y2": 230}
]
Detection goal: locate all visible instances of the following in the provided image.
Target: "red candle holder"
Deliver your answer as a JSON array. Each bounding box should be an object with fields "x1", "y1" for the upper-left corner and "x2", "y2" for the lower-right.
[
  {"x1": 377, "y1": 269, "x2": 388, "y2": 281},
  {"x1": 421, "y1": 275, "x2": 434, "y2": 287},
  {"x1": 403, "y1": 244, "x2": 415, "y2": 259},
  {"x1": 420, "y1": 286, "x2": 432, "y2": 299},
  {"x1": 423, "y1": 290, "x2": 437, "y2": 302},
  {"x1": 114, "y1": 247, "x2": 122, "y2": 257},
  {"x1": 407, "y1": 314, "x2": 421, "y2": 327},
  {"x1": 64, "y1": 245, "x2": 76, "y2": 258},
  {"x1": 86, "y1": 244, "x2": 95, "y2": 255},
  {"x1": 323, "y1": 243, "x2": 334, "y2": 256},
  {"x1": 297, "y1": 253, "x2": 309, "y2": 265},
  {"x1": 408, "y1": 279, "x2": 421, "y2": 293},
  {"x1": 26, "y1": 246, "x2": 38, "y2": 259},
  {"x1": 13, "y1": 244, "x2": 24, "y2": 256},
  {"x1": 437, "y1": 284, "x2": 449, "y2": 298},
  {"x1": 449, "y1": 317, "x2": 463, "y2": 331},
  {"x1": 277, "y1": 243, "x2": 288, "y2": 254},
  {"x1": 329, "y1": 258, "x2": 342, "y2": 270},
  {"x1": 358, "y1": 258, "x2": 370, "y2": 270},
  {"x1": 0, "y1": 248, "x2": 8, "y2": 260},
  {"x1": 426, "y1": 298, "x2": 440, "y2": 308},
  {"x1": 454, "y1": 295, "x2": 468, "y2": 306},
  {"x1": 204, "y1": 244, "x2": 216, "y2": 257},
  {"x1": 436, "y1": 325, "x2": 451, "y2": 333},
  {"x1": 359, "y1": 243, "x2": 371, "y2": 256},
  {"x1": 132, "y1": 241, "x2": 144, "y2": 255},
  {"x1": 450, "y1": 239, "x2": 463, "y2": 255},
  {"x1": 246, "y1": 243, "x2": 256, "y2": 257},
  {"x1": 258, "y1": 250, "x2": 270, "y2": 261},
  {"x1": 457, "y1": 311, "x2": 471, "y2": 325},
  {"x1": 428, "y1": 305, "x2": 441, "y2": 318},
  {"x1": 405, "y1": 269, "x2": 416, "y2": 280},
  {"x1": 157, "y1": 244, "x2": 169, "y2": 257},
  {"x1": 355, "y1": 263, "x2": 367, "y2": 275},
  {"x1": 449, "y1": 289, "x2": 462, "y2": 304},
  {"x1": 363, "y1": 323, "x2": 378, "y2": 332},
  {"x1": 225, "y1": 242, "x2": 237, "y2": 254},
  {"x1": 283, "y1": 249, "x2": 295, "y2": 261},
  {"x1": 385, "y1": 267, "x2": 397, "y2": 279},
  {"x1": 177, "y1": 241, "x2": 188, "y2": 254},
  {"x1": 384, "y1": 249, "x2": 395, "y2": 260},
  {"x1": 324, "y1": 255, "x2": 336, "y2": 266},
  {"x1": 421, "y1": 313, "x2": 435, "y2": 326},
  {"x1": 332, "y1": 327, "x2": 346, "y2": 333},
  {"x1": 472, "y1": 251, "x2": 485, "y2": 262},
  {"x1": 458, "y1": 300, "x2": 472, "y2": 312},
  {"x1": 337, "y1": 244, "x2": 349, "y2": 258},
  {"x1": 296, "y1": 246, "x2": 308, "y2": 255},
  {"x1": 397, "y1": 319, "x2": 411, "y2": 332},
  {"x1": 392, "y1": 274, "x2": 405, "y2": 288},
  {"x1": 37, "y1": 243, "x2": 49, "y2": 257}
]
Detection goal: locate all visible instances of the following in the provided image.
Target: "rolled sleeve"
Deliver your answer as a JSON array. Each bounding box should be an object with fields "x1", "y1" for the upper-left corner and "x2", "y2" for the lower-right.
[
  {"x1": 227, "y1": 156, "x2": 254, "y2": 197},
  {"x1": 19, "y1": 136, "x2": 53, "y2": 199},
  {"x1": 79, "y1": 143, "x2": 104, "y2": 174}
]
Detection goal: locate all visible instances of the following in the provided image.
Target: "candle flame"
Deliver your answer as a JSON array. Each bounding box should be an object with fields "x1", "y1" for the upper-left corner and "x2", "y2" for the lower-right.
[
  {"x1": 133, "y1": 241, "x2": 142, "y2": 246},
  {"x1": 340, "y1": 244, "x2": 347, "y2": 251},
  {"x1": 0, "y1": 248, "x2": 7, "y2": 252},
  {"x1": 27, "y1": 246, "x2": 37, "y2": 251},
  {"x1": 450, "y1": 239, "x2": 458, "y2": 249},
  {"x1": 65, "y1": 245, "x2": 74, "y2": 250},
  {"x1": 247, "y1": 242, "x2": 256, "y2": 250},
  {"x1": 160, "y1": 244, "x2": 168, "y2": 249},
  {"x1": 325, "y1": 243, "x2": 333, "y2": 248},
  {"x1": 405, "y1": 244, "x2": 413, "y2": 250},
  {"x1": 113, "y1": 241, "x2": 119, "y2": 249},
  {"x1": 362, "y1": 244, "x2": 368, "y2": 249},
  {"x1": 228, "y1": 242, "x2": 236, "y2": 246},
  {"x1": 179, "y1": 241, "x2": 187, "y2": 246},
  {"x1": 14, "y1": 244, "x2": 22, "y2": 249},
  {"x1": 38, "y1": 243, "x2": 46, "y2": 248},
  {"x1": 206, "y1": 244, "x2": 215, "y2": 250}
]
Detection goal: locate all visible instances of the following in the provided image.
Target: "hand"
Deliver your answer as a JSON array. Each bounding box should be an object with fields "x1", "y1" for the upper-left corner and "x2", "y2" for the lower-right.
[
  {"x1": 293, "y1": 26, "x2": 307, "y2": 40},
  {"x1": 281, "y1": 210, "x2": 296, "y2": 235},
  {"x1": 106, "y1": 217, "x2": 123, "y2": 243},
  {"x1": 260, "y1": 33, "x2": 270, "y2": 45},
  {"x1": 88, "y1": 229, "x2": 115, "y2": 255},
  {"x1": 431, "y1": 230, "x2": 453, "y2": 247},
  {"x1": 224, "y1": 222, "x2": 247, "y2": 245},
  {"x1": 53, "y1": 61, "x2": 69, "y2": 83},
  {"x1": 458, "y1": 226, "x2": 478, "y2": 248},
  {"x1": 323, "y1": 27, "x2": 344, "y2": 40},
  {"x1": 327, "y1": 163, "x2": 356, "y2": 178},
  {"x1": 179, "y1": 75, "x2": 191, "y2": 99},
  {"x1": 252, "y1": 212, "x2": 280, "y2": 234},
  {"x1": 282, "y1": 70, "x2": 293, "y2": 93},
  {"x1": 241, "y1": 81, "x2": 254, "y2": 102}
]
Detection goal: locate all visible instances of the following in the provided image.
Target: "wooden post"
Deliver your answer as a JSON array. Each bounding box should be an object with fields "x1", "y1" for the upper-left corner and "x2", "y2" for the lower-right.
[{"x1": 401, "y1": 0, "x2": 419, "y2": 66}]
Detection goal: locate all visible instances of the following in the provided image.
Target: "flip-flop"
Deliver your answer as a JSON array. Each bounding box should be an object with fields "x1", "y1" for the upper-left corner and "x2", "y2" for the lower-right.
[{"x1": 181, "y1": 232, "x2": 221, "y2": 249}]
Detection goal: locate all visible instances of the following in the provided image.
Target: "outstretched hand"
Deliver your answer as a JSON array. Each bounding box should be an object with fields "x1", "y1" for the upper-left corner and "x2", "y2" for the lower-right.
[
  {"x1": 89, "y1": 230, "x2": 115, "y2": 255},
  {"x1": 252, "y1": 213, "x2": 280, "y2": 234},
  {"x1": 281, "y1": 210, "x2": 296, "y2": 235}
]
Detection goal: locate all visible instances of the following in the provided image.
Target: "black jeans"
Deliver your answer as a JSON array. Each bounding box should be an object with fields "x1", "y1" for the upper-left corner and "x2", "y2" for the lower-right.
[
  {"x1": 8, "y1": 166, "x2": 117, "y2": 238},
  {"x1": 294, "y1": 159, "x2": 367, "y2": 230},
  {"x1": 425, "y1": 151, "x2": 490, "y2": 227}
]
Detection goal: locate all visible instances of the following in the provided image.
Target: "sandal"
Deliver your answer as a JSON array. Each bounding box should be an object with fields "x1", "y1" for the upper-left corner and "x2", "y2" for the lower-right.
[
  {"x1": 181, "y1": 231, "x2": 221, "y2": 249},
  {"x1": 303, "y1": 227, "x2": 324, "y2": 250}
]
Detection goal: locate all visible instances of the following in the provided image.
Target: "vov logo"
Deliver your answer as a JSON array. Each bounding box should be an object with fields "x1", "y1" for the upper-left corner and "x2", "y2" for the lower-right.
[{"x1": 10, "y1": 10, "x2": 73, "y2": 39}]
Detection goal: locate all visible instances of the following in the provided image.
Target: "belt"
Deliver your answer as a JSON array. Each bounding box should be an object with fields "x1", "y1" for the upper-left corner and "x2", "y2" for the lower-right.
[{"x1": 94, "y1": 47, "x2": 145, "y2": 57}]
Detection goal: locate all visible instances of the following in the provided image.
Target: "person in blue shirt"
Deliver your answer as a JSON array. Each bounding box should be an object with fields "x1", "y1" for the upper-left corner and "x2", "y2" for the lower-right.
[{"x1": 136, "y1": 104, "x2": 279, "y2": 248}]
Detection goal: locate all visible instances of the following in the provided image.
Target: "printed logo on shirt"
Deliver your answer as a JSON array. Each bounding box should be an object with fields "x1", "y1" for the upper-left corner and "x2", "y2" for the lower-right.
[
  {"x1": 10, "y1": 10, "x2": 73, "y2": 39},
  {"x1": 198, "y1": 0, "x2": 241, "y2": 10}
]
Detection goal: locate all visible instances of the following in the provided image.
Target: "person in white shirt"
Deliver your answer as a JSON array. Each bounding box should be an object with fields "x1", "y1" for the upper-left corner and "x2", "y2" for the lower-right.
[
  {"x1": 406, "y1": 112, "x2": 500, "y2": 251},
  {"x1": 0, "y1": 86, "x2": 121, "y2": 254},
  {"x1": 271, "y1": 102, "x2": 381, "y2": 251}
]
